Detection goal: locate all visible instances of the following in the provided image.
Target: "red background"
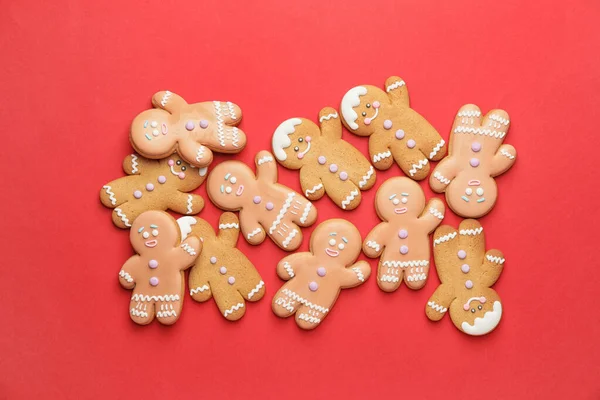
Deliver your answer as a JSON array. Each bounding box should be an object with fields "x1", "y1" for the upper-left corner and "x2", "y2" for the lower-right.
[{"x1": 1, "y1": 0, "x2": 599, "y2": 398}]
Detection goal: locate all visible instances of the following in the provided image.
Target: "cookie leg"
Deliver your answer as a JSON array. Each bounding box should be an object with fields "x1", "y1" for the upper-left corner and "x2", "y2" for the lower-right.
[
  {"x1": 212, "y1": 283, "x2": 246, "y2": 321},
  {"x1": 325, "y1": 180, "x2": 362, "y2": 210},
  {"x1": 112, "y1": 202, "x2": 138, "y2": 229},
  {"x1": 295, "y1": 305, "x2": 325, "y2": 330},
  {"x1": 288, "y1": 197, "x2": 317, "y2": 227},
  {"x1": 189, "y1": 276, "x2": 212, "y2": 302},
  {"x1": 237, "y1": 275, "x2": 266, "y2": 303},
  {"x1": 155, "y1": 300, "x2": 182, "y2": 325},
  {"x1": 272, "y1": 219, "x2": 304, "y2": 251},
  {"x1": 272, "y1": 288, "x2": 301, "y2": 318},
  {"x1": 404, "y1": 262, "x2": 429, "y2": 290},
  {"x1": 356, "y1": 165, "x2": 376, "y2": 190},
  {"x1": 377, "y1": 259, "x2": 403, "y2": 292},
  {"x1": 394, "y1": 148, "x2": 431, "y2": 181},
  {"x1": 129, "y1": 299, "x2": 154, "y2": 325}
]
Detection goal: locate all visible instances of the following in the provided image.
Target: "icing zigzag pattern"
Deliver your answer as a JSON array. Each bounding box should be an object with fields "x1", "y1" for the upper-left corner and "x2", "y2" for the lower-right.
[
  {"x1": 214, "y1": 101, "x2": 226, "y2": 146},
  {"x1": 131, "y1": 154, "x2": 139, "y2": 173},
  {"x1": 131, "y1": 294, "x2": 180, "y2": 302},
  {"x1": 283, "y1": 262, "x2": 295, "y2": 278},
  {"x1": 190, "y1": 285, "x2": 210, "y2": 295},
  {"x1": 160, "y1": 91, "x2": 172, "y2": 107},
  {"x1": 380, "y1": 275, "x2": 399, "y2": 283},
  {"x1": 275, "y1": 297, "x2": 295, "y2": 312},
  {"x1": 282, "y1": 229, "x2": 298, "y2": 248},
  {"x1": 486, "y1": 254, "x2": 505, "y2": 264},
  {"x1": 219, "y1": 223, "x2": 239, "y2": 229},
  {"x1": 429, "y1": 207, "x2": 444, "y2": 220},
  {"x1": 305, "y1": 183, "x2": 323, "y2": 197},
  {"x1": 115, "y1": 208, "x2": 131, "y2": 227},
  {"x1": 282, "y1": 288, "x2": 329, "y2": 313},
  {"x1": 119, "y1": 270, "x2": 133, "y2": 283},
  {"x1": 319, "y1": 112, "x2": 338, "y2": 122},
  {"x1": 454, "y1": 126, "x2": 506, "y2": 138},
  {"x1": 298, "y1": 313, "x2": 321, "y2": 324},
  {"x1": 459, "y1": 227, "x2": 483, "y2": 236},
  {"x1": 373, "y1": 150, "x2": 391, "y2": 163},
  {"x1": 429, "y1": 139, "x2": 445, "y2": 159},
  {"x1": 223, "y1": 303, "x2": 244, "y2": 317},
  {"x1": 103, "y1": 185, "x2": 117, "y2": 205},
  {"x1": 433, "y1": 171, "x2": 451, "y2": 185},
  {"x1": 341, "y1": 189, "x2": 359, "y2": 209},
  {"x1": 366, "y1": 240, "x2": 381, "y2": 252},
  {"x1": 300, "y1": 202, "x2": 312, "y2": 224},
  {"x1": 257, "y1": 155, "x2": 273, "y2": 165},
  {"x1": 181, "y1": 243, "x2": 197, "y2": 256},
  {"x1": 427, "y1": 301, "x2": 447, "y2": 313},
  {"x1": 186, "y1": 195, "x2": 193, "y2": 214},
  {"x1": 434, "y1": 232, "x2": 457, "y2": 246},
  {"x1": 386, "y1": 80, "x2": 405, "y2": 92},
  {"x1": 351, "y1": 267, "x2": 365, "y2": 282},
  {"x1": 270, "y1": 192, "x2": 295, "y2": 234},
  {"x1": 247, "y1": 227, "x2": 262, "y2": 240},
  {"x1": 247, "y1": 281, "x2": 264, "y2": 299},
  {"x1": 382, "y1": 260, "x2": 429, "y2": 268},
  {"x1": 359, "y1": 166, "x2": 374, "y2": 188},
  {"x1": 409, "y1": 159, "x2": 428, "y2": 177}
]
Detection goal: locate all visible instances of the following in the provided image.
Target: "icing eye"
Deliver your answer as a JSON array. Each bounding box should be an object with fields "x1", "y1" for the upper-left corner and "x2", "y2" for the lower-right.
[
  {"x1": 401, "y1": 197, "x2": 408, "y2": 204},
  {"x1": 361, "y1": 112, "x2": 367, "y2": 117},
  {"x1": 181, "y1": 166, "x2": 187, "y2": 171},
  {"x1": 294, "y1": 146, "x2": 299, "y2": 152},
  {"x1": 225, "y1": 186, "x2": 232, "y2": 194},
  {"x1": 142, "y1": 231, "x2": 150, "y2": 239},
  {"x1": 298, "y1": 137, "x2": 303, "y2": 142},
  {"x1": 366, "y1": 103, "x2": 371, "y2": 108},
  {"x1": 338, "y1": 243, "x2": 345, "y2": 250},
  {"x1": 471, "y1": 308, "x2": 476, "y2": 313},
  {"x1": 328, "y1": 238, "x2": 336, "y2": 246},
  {"x1": 230, "y1": 176, "x2": 237, "y2": 184},
  {"x1": 478, "y1": 305, "x2": 483, "y2": 310},
  {"x1": 476, "y1": 188, "x2": 484, "y2": 196},
  {"x1": 465, "y1": 188, "x2": 473, "y2": 196},
  {"x1": 152, "y1": 229, "x2": 159, "y2": 237},
  {"x1": 392, "y1": 198, "x2": 400, "y2": 205}
]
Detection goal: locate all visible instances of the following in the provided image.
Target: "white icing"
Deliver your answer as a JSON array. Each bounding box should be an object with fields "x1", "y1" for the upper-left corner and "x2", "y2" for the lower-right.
[
  {"x1": 226, "y1": 101, "x2": 237, "y2": 120},
  {"x1": 275, "y1": 297, "x2": 295, "y2": 312},
  {"x1": 247, "y1": 281, "x2": 264, "y2": 299},
  {"x1": 408, "y1": 159, "x2": 428, "y2": 177},
  {"x1": 115, "y1": 208, "x2": 131, "y2": 227},
  {"x1": 461, "y1": 301, "x2": 502, "y2": 336},
  {"x1": 382, "y1": 260, "x2": 429, "y2": 268},
  {"x1": 231, "y1": 127, "x2": 240, "y2": 148},
  {"x1": 434, "y1": 232, "x2": 457, "y2": 246},
  {"x1": 359, "y1": 166, "x2": 374, "y2": 189},
  {"x1": 186, "y1": 194, "x2": 193, "y2": 214},
  {"x1": 190, "y1": 285, "x2": 210, "y2": 295},
  {"x1": 429, "y1": 139, "x2": 445, "y2": 159},
  {"x1": 103, "y1": 185, "x2": 116, "y2": 206},
  {"x1": 500, "y1": 149, "x2": 515, "y2": 159},
  {"x1": 181, "y1": 243, "x2": 197, "y2": 256},
  {"x1": 214, "y1": 101, "x2": 226, "y2": 146},
  {"x1": 341, "y1": 189, "x2": 359, "y2": 210},
  {"x1": 131, "y1": 154, "x2": 139, "y2": 173},
  {"x1": 269, "y1": 192, "x2": 295, "y2": 234},
  {"x1": 486, "y1": 254, "x2": 505, "y2": 264},
  {"x1": 300, "y1": 202, "x2": 312, "y2": 224},
  {"x1": 156, "y1": 309, "x2": 177, "y2": 318},
  {"x1": 219, "y1": 222, "x2": 239, "y2": 229},
  {"x1": 433, "y1": 171, "x2": 451, "y2": 185},
  {"x1": 305, "y1": 183, "x2": 323, "y2": 197},
  {"x1": 366, "y1": 240, "x2": 380, "y2": 252},
  {"x1": 119, "y1": 270, "x2": 133, "y2": 283},
  {"x1": 489, "y1": 114, "x2": 509, "y2": 125},
  {"x1": 385, "y1": 80, "x2": 405, "y2": 93},
  {"x1": 319, "y1": 112, "x2": 338, "y2": 122},
  {"x1": 282, "y1": 288, "x2": 329, "y2": 313},
  {"x1": 196, "y1": 146, "x2": 205, "y2": 162},
  {"x1": 457, "y1": 109, "x2": 480, "y2": 117},
  {"x1": 257, "y1": 155, "x2": 274, "y2": 165},
  {"x1": 351, "y1": 267, "x2": 365, "y2": 282},
  {"x1": 427, "y1": 301, "x2": 447, "y2": 313},
  {"x1": 283, "y1": 262, "x2": 295, "y2": 278},
  {"x1": 199, "y1": 167, "x2": 208, "y2": 176},
  {"x1": 429, "y1": 207, "x2": 444, "y2": 220},
  {"x1": 223, "y1": 303, "x2": 244, "y2": 317},
  {"x1": 406, "y1": 273, "x2": 427, "y2": 282},
  {"x1": 298, "y1": 313, "x2": 321, "y2": 324},
  {"x1": 177, "y1": 216, "x2": 197, "y2": 241},
  {"x1": 272, "y1": 118, "x2": 303, "y2": 161},
  {"x1": 454, "y1": 126, "x2": 506, "y2": 139},
  {"x1": 282, "y1": 229, "x2": 298, "y2": 248},
  {"x1": 372, "y1": 150, "x2": 392, "y2": 163},
  {"x1": 380, "y1": 275, "x2": 399, "y2": 283},
  {"x1": 131, "y1": 294, "x2": 180, "y2": 302},
  {"x1": 130, "y1": 309, "x2": 149, "y2": 318},
  {"x1": 246, "y1": 227, "x2": 262, "y2": 240},
  {"x1": 459, "y1": 226, "x2": 483, "y2": 236},
  {"x1": 340, "y1": 86, "x2": 367, "y2": 130},
  {"x1": 160, "y1": 91, "x2": 171, "y2": 107}
]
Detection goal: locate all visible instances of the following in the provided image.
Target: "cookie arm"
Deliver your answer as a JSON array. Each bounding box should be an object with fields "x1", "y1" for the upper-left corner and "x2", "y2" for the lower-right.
[
  {"x1": 478, "y1": 249, "x2": 505, "y2": 287},
  {"x1": 429, "y1": 157, "x2": 457, "y2": 193},
  {"x1": 174, "y1": 236, "x2": 202, "y2": 269},
  {"x1": 276, "y1": 253, "x2": 311, "y2": 280},
  {"x1": 217, "y1": 212, "x2": 240, "y2": 247},
  {"x1": 369, "y1": 133, "x2": 394, "y2": 170},
  {"x1": 239, "y1": 210, "x2": 266, "y2": 245},
  {"x1": 118, "y1": 256, "x2": 139, "y2": 289},
  {"x1": 255, "y1": 151, "x2": 278, "y2": 183},
  {"x1": 418, "y1": 198, "x2": 445, "y2": 233},
  {"x1": 339, "y1": 261, "x2": 371, "y2": 288},
  {"x1": 363, "y1": 223, "x2": 387, "y2": 258},
  {"x1": 122, "y1": 153, "x2": 153, "y2": 175},
  {"x1": 490, "y1": 144, "x2": 517, "y2": 177},
  {"x1": 177, "y1": 138, "x2": 214, "y2": 168},
  {"x1": 318, "y1": 107, "x2": 343, "y2": 141},
  {"x1": 300, "y1": 168, "x2": 325, "y2": 200},
  {"x1": 168, "y1": 192, "x2": 204, "y2": 215},
  {"x1": 213, "y1": 101, "x2": 243, "y2": 126},
  {"x1": 425, "y1": 284, "x2": 455, "y2": 321},
  {"x1": 384, "y1": 76, "x2": 410, "y2": 108},
  {"x1": 151, "y1": 90, "x2": 188, "y2": 113}
]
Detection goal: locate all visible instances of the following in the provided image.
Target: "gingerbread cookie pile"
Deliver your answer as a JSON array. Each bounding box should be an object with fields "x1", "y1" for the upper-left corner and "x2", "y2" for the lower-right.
[{"x1": 101, "y1": 79, "x2": 516, "y2": 335}]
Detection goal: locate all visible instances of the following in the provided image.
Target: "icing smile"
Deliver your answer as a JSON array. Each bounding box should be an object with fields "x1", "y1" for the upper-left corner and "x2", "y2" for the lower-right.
[
  {"x1": 145, "y1": 239, "x2": 158, "y2": 248},
  {"x1": 297, "y1": 141, "x2": 311, "y2": 159},
  {"x1": 463, "y1": 296, "x2": 486, "y2": 310},
  {"x1": 325, "y1": 248, "x2": 339, "y2": 257},
  {"x1": 394, "y1": 207, "x2": 407, "y2": 214},
  {"x1": 363, "y1": 102, "x2": 380, "y2": 125}
]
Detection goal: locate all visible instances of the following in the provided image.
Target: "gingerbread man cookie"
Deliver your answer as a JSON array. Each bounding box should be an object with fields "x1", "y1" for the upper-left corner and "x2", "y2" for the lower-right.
[
  {"x1": 272, "y1": 107, "x2": 376, "y2": 210},
  {"x1": 178, "y1": 213, "x2": 266, "y2": 321},
  {"x1": 429, "y1": 104, "x2": 516, "y2": 218},
  {"x1": 272, "y1": 219, "x2": 371, "y2": 330},
  {"x1": 118, "y1": 210, "x2": 201, "y2": 325},
  {"x1": 340, "y1": 76, "x2": 446, "y2": 180},
  {"x1": 130, "y1": 91, "x2": 246, "y2": 168},
  {"x1": 364, "y1": 177, "x2": 444, "y2": 292},
  {"x1": 100, "y1": 153, "x2": 206, "y2": 228},
  {"x1": 206, "y1": 150, "x2": 317, "y2": 251},
  {"x1": 426, "y1": 219, "x2": 505, "y2": 336}
]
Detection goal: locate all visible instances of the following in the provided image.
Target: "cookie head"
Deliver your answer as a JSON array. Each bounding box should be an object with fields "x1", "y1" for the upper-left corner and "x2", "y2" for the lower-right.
[
  {"x1": 131, "y1": 109, "x2": 178, "y2": 157},
  {"x1": 159, "y1": 155, "x2": 208, "y2": 191},
  {"x1": 207, "y1": 162, "x2": 253, "y2": 210},
  {"x1": 341, "y1": 85, "x2": 388, "y2": 136},
  {"x1": 451, "y1": 289, "x2": 503, "y2": 336},
  {"x1": 311, "y1": 219, "x2": 361, "y2": 265},
  {"x1": 272, "y1": 118, "x2": 315, "y2": 169},
  {"x1": 130, "y1": 211, "x2": 179, "y2": 254},
  {"x1": 447, "y1": 175, "x2": 497, "y2": 218},
  {"x1": 376, "y1": 177, "x2": 425, "y2": 220}
]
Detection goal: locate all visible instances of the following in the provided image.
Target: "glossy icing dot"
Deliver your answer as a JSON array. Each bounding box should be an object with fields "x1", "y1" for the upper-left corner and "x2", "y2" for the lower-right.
[
  {"x1": 458, "y1": 250, "x2": 467, "y2": 259},
  {"x1": 318, "y1": 155, "x2": 326, "y2": 165},
  {"x1": 465, "y1": 188, "x2": 473, "y2": 195},
  {"x1": 146, "y1": 183, "x2": 155, "y2": 191},
  {"x1": 309, "y1": 281, "x2": 318, "y2": 292},
  {"x1": 178, "y1": 172, "x2": 185, "y2": 180},
  {"x1": 230, "y1": 177, "x2": 237, "y2": 184},
  {"x1": 471, "y1": 142, "x2": 482, "y2": 152},
  {"x1": 383, "y1": 119, "x2": 393, "y2": 130},
  {"x1": 461, "y1": 264, "x2": 470, "y2": 273},
  {"x1": 470, "y1": 158, "x2": 480, "y2": 167},
  {"x1": 158, "y1": 175, "x2": 166, "y2": 184},
  {"x1": 400, "y1": 245, "x2": 409, "y2": 255},
  {"x1": 228, "y1": 276, "x2": 235, "y2": 285},
  {"x1": 210, "y1": 256, "x2": 217, "y2": 264},
  {"x1": 149, "y1": 277, "x2": 159, "y2": 286},
  {"x1": 465, "y1": 280, "x2": 474, "y2": 289},
  {"x1": 401, "y1": 197, "x2": 408, "y2": 204},
  {"x1": 266, "y1": 202, "x2": 274, "y2": 211},
  {"x1": 152, "y1": 129, "x2": 160, "y2": 137},
  {"x1": 329, "y1": 164, "x2": 338, "y2": 173},
  {"x1": 225, "y1": 186, "x2": 232, "y2": 194},
  {"x1": 317, "y1": 267, "x2": 326, "y2": 277},
  {"x1": 148, "y1": 259, "x2": 158, "y2": 269},
  {"x1": 398, "y1": 229, "x2": 408, "y2": 239},
  {"x1": 407, "y1": 139, "x2": 416, "y2": 149},
  {"x1": 395, "y1": 129, "x2": 405, "y2": 140},
  {"x1": 199, "y1": 120, "x2": 209, "y2": 129},
  {"x1": 339, "y1": 171, "x2": 348, "y2": 181},
  {"x1": 392, "y1": 198, "x2": 400, "y2": 205},
  {"x1": 185, "y1": 121, "x2": 195, "y2": 131},
  {"x1": 253, "y1": 196, "x2": 262, "y2": 204},
  {"x1": 220, "y1": 266, "x2": 227, "y2": 275},
  {"x1": 476, "y1": 188, "x2": 484, "y2": 196},
  {"x1": 150, "y1": 121, "x2": 158, "y2": 128},
  {"x1": 133, "y1": 190, "x2": 142, "y2": 199}
]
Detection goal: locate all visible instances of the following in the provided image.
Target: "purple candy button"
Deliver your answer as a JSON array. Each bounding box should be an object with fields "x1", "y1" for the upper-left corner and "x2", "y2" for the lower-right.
[
  {"x1": 228, "y1": 276, "x2": 235, "y2": 285},
  {"x1": 407, "y1": 139, "x2": 416, "y2": 149},
  {"x1": 317, "y1": 267, "x2": 326, "y2": 277},
  {"x1": 329, "y1": 164, "x2": 338, "y2": 173},
  {"x1": 400, "y1": 245, "x2": 409, "y2": 255},
  {"x1": 146, "y1": 183, "x2": 155, "y2": 191},
  {"x1": 253, "y1": 196, "x2": 262, "y2": 204},
  {"x1": 266, "y1": 202, "x2": 274, "y2": 211},
  {"x1": 383, "y1": 119, "x2": 393, "y2": 130},
  {"x1": 461, "y1": 264, "x2": 470, "y2": 273},
  {"x1": 133, "y1": 190, "x2": 142, "y2": 199},
  {"x1": 220, "y1": 266, "x2": 227, "y2": 274},
  {"x1": 149, "y1": 277, "x2": 159, "y2": 286},
  {"x1": 465, "y1": 280, "x2": 474, "y2": 289},
  {"x1": 199, "y1": 120, "x2": 209, "y2": 129},
  {"x1": 210, "y1": 256, "x2": 217, "y2": 264},
  {"x1": 398, "y1": 229, "x2": 408, "y2": 239},
  {"x1": 458, "y1": 250, "x2": 467, "y2": 259},
  {"x1": 158, "y1": 175, "x2": 166, "y2": 184},
  {"x1": 470, "y1": 158, "x2": 480, "y2": 167},
  {"x1": 318, "y1": 156, "x2": 326, "y2": 165},
  {"x1": 339, "y1": 171, "x2": 348, "y2": 181},
  {"x1": 471, "y1": 142, "x2": 482, "y2": 152},
  {"x1": 148, "y1": 259, "x2": 158, "y2": 269},
  {"x1": 309, "y1": 281, "x2": 318, "y2": 291},
  {"x1": 395, "y1": 129, "x2": 405, "y2": 140},
  {"x1": 185, "y1": 121, "x2": 195, "y2": 131}
]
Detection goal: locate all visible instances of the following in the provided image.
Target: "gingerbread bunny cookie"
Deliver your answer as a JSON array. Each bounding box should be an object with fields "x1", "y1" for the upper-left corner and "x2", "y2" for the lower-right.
[
  {"x1": 272, "y1": 107, "x2": 376, "y2": 210},
  {"x1": 118, "y1": 210, "x2": 201, "y2": 325},
  {"x1": 272, "y1": 219, "x2": 371, "y2": 330},
  {"x1": 340, "y1": 76, "x2": 446, "y2": 180},
  {"x1": 364, "y1": 177, "x2": 444, "y2": 292},
  {"x1": 100, "y1": 153, "x2": 206, "y2": 228},
  {"x1": 130, "y1": 91, "x2": 246, "y2": 168},
  {"x1": 429, "y1": 104, "x2": 516, "y2": 218},
  {"x1": 206, "y1": 150, "x2": 317, "y2": 251},
  {"x1": 178, "y1": 213, "x2": 266, "y2": 321},
  {"x1": 426, "y1": 219, "x2": 505, "y2": 336}
]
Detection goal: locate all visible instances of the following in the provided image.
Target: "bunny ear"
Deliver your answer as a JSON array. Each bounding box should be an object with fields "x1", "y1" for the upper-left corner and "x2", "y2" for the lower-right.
[
  {"x1": 217, "y1": 212, "x2": 240, "y2": 246},
  {"x1": 151, "y1": 90, "x2": 188, "y2": 113},
  {"x1": 318, "y1": 107, "x2": 342, "y2": 140},
  {"x1": 384, "y1": 76, "x2": 409, "y2": 107}
]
